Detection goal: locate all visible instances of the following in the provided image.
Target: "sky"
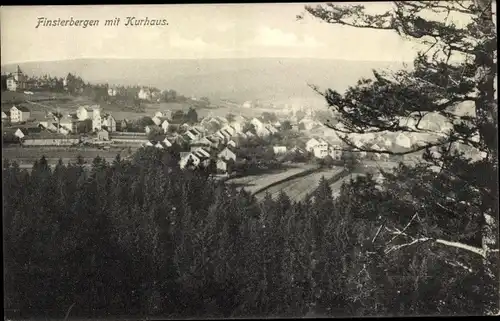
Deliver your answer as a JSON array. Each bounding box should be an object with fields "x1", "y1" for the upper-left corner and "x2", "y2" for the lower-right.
[{"x1": 1, "y1": 3, "x2": 434, "y2": 64}]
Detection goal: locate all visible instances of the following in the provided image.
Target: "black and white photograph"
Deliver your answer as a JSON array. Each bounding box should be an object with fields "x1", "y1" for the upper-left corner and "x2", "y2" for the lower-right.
[{"x1": 1, "y1": 2, "x2": 498, "y2": 319}]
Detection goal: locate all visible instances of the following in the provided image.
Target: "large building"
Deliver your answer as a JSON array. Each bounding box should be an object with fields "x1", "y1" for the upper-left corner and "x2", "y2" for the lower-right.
[
  {"x1": 9, "y1": 105, "x2": 31, "y2": 123},
  {"x1": 6, "y1": 66, "x2": 28, "y2": 91}
]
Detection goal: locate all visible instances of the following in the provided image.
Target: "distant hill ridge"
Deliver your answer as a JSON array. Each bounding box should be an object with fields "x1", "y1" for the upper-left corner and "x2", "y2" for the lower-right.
[{"x1": 2, "y1": 58, "x2": 407, "y2": 106}]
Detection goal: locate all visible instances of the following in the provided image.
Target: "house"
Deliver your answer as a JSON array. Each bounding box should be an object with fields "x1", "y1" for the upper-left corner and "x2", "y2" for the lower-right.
[
  {"x1": 370, "y1": 144, "x2": 389, "y2": 160},
  {"x1": 229, "y1": 122, "x2": 243, "y2": 133},
  {"x1": 233, "y1": 115, "x2": 248, "y2": 124},
  {"x1": 59, "y1": 116, "x2": 77, "y2": 133},
  {"x1": 214, "y1": 116, "x2": 228, "y2": 125},
  {"x1": 299, "y1": 118, "x2": 319, "y2": 131},
  {"x1": 101, "y1": 114, "x2": 117, "y2": 132},
  {"x1": 117, "y1": 119, "x2": 129, "y2": 132},
  {"x1": 266, "y1": 125, "x2": 279, "y2": 134},
  {"x1": 179, "y1": 152, "x2": 202, "y2": 169},
  {"x1": 76, "y1": 105, "x2": 92, "y2": 121},
  {"x1": 40, "y1": 122, "x2": 58, "y2": 132},
  {"x1": 273, "y1": 121, "x2": 282, "y2": 128},
  {"x1": 152, "y1": 115, "x2": 163, "y2": 126},
  {"x1": 145, "y1": 141, "x2": 155, "y2": 147},
  {"x1": 107, "y1": 87, "x2": 117, "y2": 96},
  {"x1": 216, "y1": 129, "x2": 229, "y2": 141},
  {"x1": 159, "y1": 119, "x2": 169, "y2": 133},
  {"x1": 290, "y1": 146, "x2": 306, "y2": 154},
  {"x1": 6, "y1": 66, "x2": 27, "y2": 91},
  {"x1": 379, "y1": 137, "x2": 393, "y2": 149},
  {"x1": 221, "y1": 125, "x2": 237, "y2": 136},
  {"x1": 57, "y1": 125, "x2": 71, "y2": 135},
  {"x1": 154, "y1": 141, "x2": 165, "y2": 149},
  {"x1": 235, "y1": 131, "x2": 248, "y2": 140},
  {"x1": 250, "y1": 117, "x2": 265, "y2": 131},
  {"x1": 312, "y1": 139, "x2": 330, "y2": 159},
  {"x1": 218, "y1": 147, "x2": 237, "y2": 162},
  {"x1": 206, "y1": 135, "x2": 222, "y2": 148},
  {"x1": 245, "y1": 131, "x2": 255, "y2": 138},
  {"x1": 395, "y1": 132, "x2": 412, "y2": 149},
  {"x1": 358, "y1": 151, "x2": 368, "y2": 159},
  {"x1": 10, "y1": 105, "x2": 31, "y2": 123},
  {"x1": 185, "y1": 128, "x2": 202, "y2": 141},
  {"x1": 97, "y1": 129, "x2": 109, "y2": 141},
  {"x1": 3, "y1": 128, "x2": 20, "y2": 144},
  {"x1": 173, "y1": 134, "x2": 188, "y2": 146},
  {"x1": 201, "y1": 118, "x2": 222, "y2": 132},
  {"x1": 242, "y1": 101, "x2": 252, "y2": 108},
  {"x1": 162, "y1": 137, "x2": 173, "y2": 147},
  {"x1": 328, "y1": 146, "x2": 343, "y2": 160},
  {"x1": 273, "y1": 146, "x2": 287, "y2": 155},
  {"x1": 191, "y1": 147, "x2": 211, "y2": 158},
  {"x1": 305, "y1": 138, "x2": 321, "y2": 152},
  {"x1": 154, "y1": 110, "x2": 172, "y2": 119},
  {"x1": 145, "y1": 125, "x2": 161, "y2": 135},
  {"x1": 192, "y1": 127, "x2": 204, "y2": 135},
  {"x1": 138, "y1": 88, "x2": 151, "y2": 100},
  {"x1": 14, "y1": 128, "x2": 26, "y2": 139},
  {"x1": 256, "y1": 126, "x2": 271, "y2": 137},
  {"x1": 221, "y1": 128, "x2": 234, "y2": 140},
  {"x1": 91, "y1": 107, "x2": 103, "y2": 131},
  {"x1": 2, "y1": 111, "x2": 10, "y2": 122},
  {"x1": 217, "y1": 159, "x2": 229, "y2": 173},
  {"x1": 227, "y1": 140, "x2": 238, "y2": 148},
  {"x1": 192, "y1": 136, "x2": 214, "y2": 148}
]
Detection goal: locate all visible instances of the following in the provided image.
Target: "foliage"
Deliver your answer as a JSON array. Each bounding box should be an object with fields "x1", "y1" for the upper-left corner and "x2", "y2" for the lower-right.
[
  {"x1": 281, "y1": 120, "x2": 293, "y2": 131},
  {"x1": 304, "y1": 0, "x2": 498, "y2": 316}
]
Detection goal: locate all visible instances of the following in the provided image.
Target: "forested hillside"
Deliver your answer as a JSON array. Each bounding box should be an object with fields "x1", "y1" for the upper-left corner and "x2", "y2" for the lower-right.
[{"x1": 3, "y1": 147, "x2": 495, "y2": 319}]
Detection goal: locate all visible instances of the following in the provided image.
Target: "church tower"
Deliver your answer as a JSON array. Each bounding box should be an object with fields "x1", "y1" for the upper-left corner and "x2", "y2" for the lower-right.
[{"x1": 92, "y1": 107, "x2": 102, "y2": 131}]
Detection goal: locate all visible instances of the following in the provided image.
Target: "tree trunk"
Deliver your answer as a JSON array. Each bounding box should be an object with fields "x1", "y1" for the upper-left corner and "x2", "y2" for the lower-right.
[{"x1": 473, "y1": 0, "x2": 499, "y2": 314}]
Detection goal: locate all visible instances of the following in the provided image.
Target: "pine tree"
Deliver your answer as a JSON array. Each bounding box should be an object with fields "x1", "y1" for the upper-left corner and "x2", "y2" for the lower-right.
[{"x1": 303, "y1": 1, "x2": 498, "y2": 315}]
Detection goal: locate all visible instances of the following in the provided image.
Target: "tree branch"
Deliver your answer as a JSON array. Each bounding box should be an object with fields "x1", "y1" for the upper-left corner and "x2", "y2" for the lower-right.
[
  {"x1": 325, "y1": 124, "x2": 454, "y2": 155},
  {"x1": 385, "y1": 226, "x2": 498, "y2": 259},
  {"x1": 305, "y1": 4, "x2": 395, "y2": 30},
  {"x1": 386, "y1": 213, "x2": 419, "y2": 244}
]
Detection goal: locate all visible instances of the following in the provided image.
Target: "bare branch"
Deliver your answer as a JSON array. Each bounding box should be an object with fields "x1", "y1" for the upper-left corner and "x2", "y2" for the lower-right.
[
  {"x1": 63, "y1": 302, "x2": 76, "y2": 321},
  {"x1": 372, "y1": 221, "x2": 386, "y2": 243},
  {"x1": 384, "y1": 226, "x2": 499, "y2": 259},
  {"x1": 386, "y1": 213, "x2": 419, "y2": 245}
]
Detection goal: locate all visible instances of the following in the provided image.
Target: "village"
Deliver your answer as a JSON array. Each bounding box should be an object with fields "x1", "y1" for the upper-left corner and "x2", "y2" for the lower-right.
[{"x1": 1, "y1": 65, "x2": 470, "y2": 178}]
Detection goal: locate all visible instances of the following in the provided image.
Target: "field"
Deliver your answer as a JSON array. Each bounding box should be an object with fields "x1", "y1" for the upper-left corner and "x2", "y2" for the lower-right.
[
  {"x1": 1, "y1": 89, "x2": 269, "y2": 124},
  {"x1": 1, "y1": 90, "x2": 74, "y2": 104},
  {"x1": 226, "y1": 163, "x2": 318, "y2": 195},
  {"x1": 2, "y1": 146, "x2": 132, "y2": 167},
  {"x1": 254, "y1": 167, "x2": 345, "y2": 202}
]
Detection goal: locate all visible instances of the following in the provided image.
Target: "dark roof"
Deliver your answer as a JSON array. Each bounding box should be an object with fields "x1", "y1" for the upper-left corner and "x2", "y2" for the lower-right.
[
  {"x1": 19, "y1": 126, "x2": 42, "y2": 134},
  {"x1": 221, "y1": 146, "x2": 237, "y2": 154},
  {"x1": 193, "y1": 151, "x2": 210, "y2": 160},
  {"x1": 2, "y1": 111, "x2": 11, "y2": 116},
  {"x1": 15, "y1": 106, "x2": 30, "y2": 112}
]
